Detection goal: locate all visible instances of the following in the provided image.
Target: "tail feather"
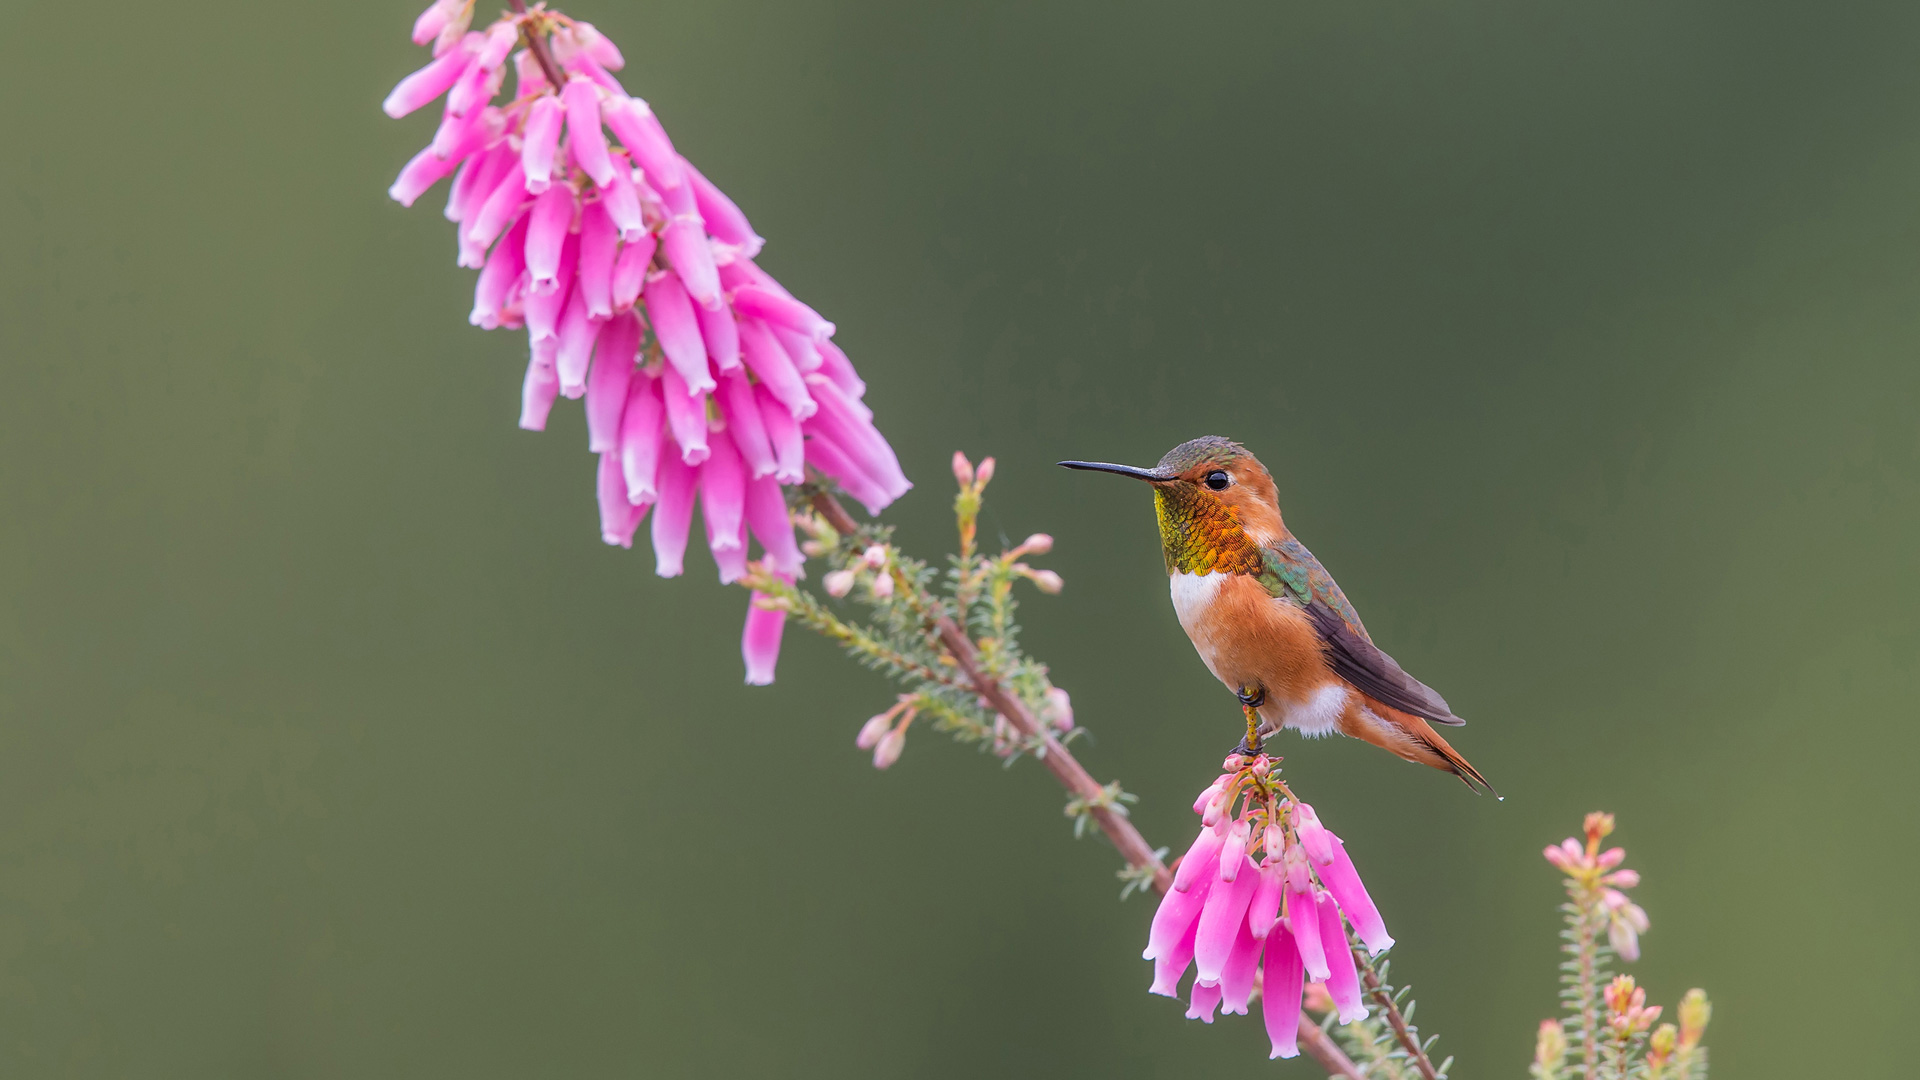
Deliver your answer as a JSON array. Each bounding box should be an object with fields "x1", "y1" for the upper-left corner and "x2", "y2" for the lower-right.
[{"x1": 1351, "y1": 697, "x2": 1498, "y2": 796}]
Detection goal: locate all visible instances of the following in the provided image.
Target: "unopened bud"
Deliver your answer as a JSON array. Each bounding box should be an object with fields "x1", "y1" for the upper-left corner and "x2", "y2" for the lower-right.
[
  {"x1": 1191, "y1": 776, "x2": 1227, "y2": 816},
  {"x1": 1584, "y1": 811, "x2": 1616, "y2": 844},
  {"x1": 1044, "y1": 686, "x2": 1074, "y2": 732},
  {"x1": 855, "y1": 712, "x2": 894, "y2": 750},
  {"x1": 951, "y1": 450, "x2": 974, "y2": 488},
  {"x1": 823, "y1": 568, "x2": 856, "y2": 597},
  {"x1": 1677, "y1": 989, "x2": 1711, "y2": 1048},
  {"x1": 1602, "y1": 868, "x2": 1641, "y2": 888},
  {"x1": 1018, "y1": 532, "x2": 1054, "y2": 555},
  {"x1": 974, "y1": 456, "x2": 995, "y2": 487},
  {"x1": 870, "y1": 572, "x2": 895, "y2": 599},
  {"x1": 1025, "y1": 568, "x2": 1064, "y2": 594},
  {"x1": 862, "y1": 544, "x2": 889, "y2": 569},
  {"x1": 872, "y1": 726, "x2": 906, "y2": 769},
  {"x1": 1596, "y1": 846, "x2": 1626, "y2": 870},
  {"x1": 1303, "y1": 981, "x2": 1335, "y2": 1014},
  {"x1": 1646, "y1": 1023, "x2": 1677, "y2": 1065},
  {"x1": 1294, "y1": 803, "x2": 1336, "y2": 866},
  {"x1": 1263, "y1": 824, "x2": 1285, "y2": 861},
  {"x1": 1534, "y1": 1018, "x2": 1568, "y2": 1070}
]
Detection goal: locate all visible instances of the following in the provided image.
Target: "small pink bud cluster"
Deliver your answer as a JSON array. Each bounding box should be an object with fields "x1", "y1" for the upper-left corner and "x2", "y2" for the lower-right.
[
  {"x1": 1602, "y1": 974, "x2": 1662, "y2": 1037},
  {"x1": 855, "y1": 696, "x2": 918, "y2": 769},
  {"x1": 384, "y1": 3, "x2": 910, "y2": 684},
  {"x1": 1544, "y1": 811, "x2": 1649, "y2": 960},
  {"x1": 1143, "y1": 757, "x2": 1392, "y2": 1059},
  {"x1": 823, "y1": 543, "x2": 894, "y2": 599}
]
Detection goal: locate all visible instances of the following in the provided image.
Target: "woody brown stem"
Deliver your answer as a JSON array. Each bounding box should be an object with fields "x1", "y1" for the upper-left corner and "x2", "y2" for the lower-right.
[
  {"x1": 808, "y1": 487, "x2": 1361, "y2": 1079},
  {"x1": 506, "y1": 0, "x2": 568, "y2": 91},
  {"x1": 1357, "y1": 946, "x2": 1442, "y2": 1080}
]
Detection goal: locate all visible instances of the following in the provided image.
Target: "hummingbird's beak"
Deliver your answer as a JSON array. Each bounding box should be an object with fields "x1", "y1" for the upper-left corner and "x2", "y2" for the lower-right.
[{"x1": 1057, "y1": 460, "x2": 1172, "y2": 483}]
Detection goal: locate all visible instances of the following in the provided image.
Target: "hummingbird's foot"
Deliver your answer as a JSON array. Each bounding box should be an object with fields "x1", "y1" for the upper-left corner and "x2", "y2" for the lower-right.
[{"x1": 1235, "y1": 685, "x2": 1267, "y2": 710}]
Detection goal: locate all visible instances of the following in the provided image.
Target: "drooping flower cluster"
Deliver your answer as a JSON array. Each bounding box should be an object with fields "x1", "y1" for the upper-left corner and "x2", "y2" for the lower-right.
[
  {"x1": 1142, "y1": 753, "x2": 1391, "y2": 1059},
  {"x1": 384, "y1": 1, "x2": 909, "y2": 683}
]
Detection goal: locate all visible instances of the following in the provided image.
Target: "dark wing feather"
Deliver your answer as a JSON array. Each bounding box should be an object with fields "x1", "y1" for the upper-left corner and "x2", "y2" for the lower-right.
[{"x1": 1260, "y1": 539, "x2": 1465, "y2": 727}]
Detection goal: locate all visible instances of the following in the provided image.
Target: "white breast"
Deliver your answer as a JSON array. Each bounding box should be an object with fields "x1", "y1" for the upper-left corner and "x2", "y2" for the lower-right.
[{"x1": 1169, "y1": 572, "x2": 1230, "y2": 683}]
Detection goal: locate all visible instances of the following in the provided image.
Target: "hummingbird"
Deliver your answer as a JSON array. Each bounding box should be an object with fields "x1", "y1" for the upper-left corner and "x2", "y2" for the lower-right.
[{"x1": 1061, "y1": 436, "x2": 1493, "y2": 793}]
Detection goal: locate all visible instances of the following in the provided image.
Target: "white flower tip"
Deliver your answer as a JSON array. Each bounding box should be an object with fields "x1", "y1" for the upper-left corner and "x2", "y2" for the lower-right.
[
  {"x1": 654, "y1": 559, "x2": 684, "y2": 578},
  {"x1": 744, "y1": 671, "x2": 774, "y2": 686},
  {"x1": 681, "y1": 447, "x2": 710, "y2": 466}
]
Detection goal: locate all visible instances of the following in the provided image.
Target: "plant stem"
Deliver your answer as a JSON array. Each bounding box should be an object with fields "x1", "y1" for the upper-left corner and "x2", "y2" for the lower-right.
[
  {"x1": 506, "y1": 0, "x2": 568, "y2": 90},
  {"x1": 807, "y1": 489, "x2": 1362, "y2": 1079},
  {"x1": 1356, "y1": 946, "x2": 1442, "y2": 1080},
  {"x1": 1576, "y1": 891, "x2": 1600, "y2": 1079}
]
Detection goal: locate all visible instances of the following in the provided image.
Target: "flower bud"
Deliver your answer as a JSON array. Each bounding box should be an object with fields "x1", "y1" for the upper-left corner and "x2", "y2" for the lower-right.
[
  {"x1": 1596, "y1": 846, "x2": 1627, "y2": 870},
  {"x1": 1646, "y1": 1023, "x2": 1677, "y2": 1065},
  {"x1": 1191, "y1": 776, "x2": 1227, "y2": 816},
  {"x1": 974, "y1": 456, "x2": 995, "y2": 487},
  {"x1": 855, "y1": 711, "x2": 894, "y2": 750},
  {"x1": 1219, "y1": 820, "x2": 1250, "y2": 882},
  {"x1": 1293, "y1": 802, "x2": 1336, "y2": 866},
  {"x1": 1024, "y1": 568, "x2": 1064, "y2": 594},
  {"x1": 1602, "y1": 868, "x2": 1641, "y2": 888},
  {"x1": 862, "y1": 544, "x2": 889, "y2": 569},
  {"x1": 1044, "y1": 686, "x2": 1074, "y2": 732},
  {"x1": 1677, "y1": 989, "x2": 1711, "y2": 1049},
  {"x1": 1534, "y1": 1018, "x2": 1568, "y2": 1071},
  {"x1": 823, "y1": 568, "x2": 856, "y2": 597},
  {"x1": 870, "y1": 572, "x2": 895, "y2": 599},
  {"x1": 1018, "y1": 532, "x2": 1054, "y2": 555},
  {"x1": 871, "y1": 726, "x2": 906, "y2": 769},
  {"x1": 1584, "y1": 812, "x2": 1616, "y2": 845},
  {"x1": 952, "y1": 451, "x2": 975, "y2": 488}
]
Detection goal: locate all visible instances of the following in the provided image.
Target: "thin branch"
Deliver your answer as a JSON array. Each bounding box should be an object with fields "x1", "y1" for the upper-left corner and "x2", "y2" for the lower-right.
[
  {"x1": 809, "y1": 488, "x2": 1364, "y2": 1079},
  {"x1": 1357, "y1": 948, "x2": 1441, "y2": 1080},
  {"x1": 506, "y1": 0, "x2": 568, "y2": 91}
]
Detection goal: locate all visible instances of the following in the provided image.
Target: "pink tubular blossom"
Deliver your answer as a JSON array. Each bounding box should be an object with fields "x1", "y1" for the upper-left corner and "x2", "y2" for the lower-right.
[
  {"x1": 1149, "y1": 890, "x2": 1205, "y2": 997},
  {"x1": 1287, "y1": 884, "x2": 1330, "y2": 982},
  {"x1": 695, "y1": 299, "x2": 742, "y2": 373},
  {"x1": 554, "y1": 288, "x2": 600, "y2": 397},
  {"x1": 684, "y1": 160, "x2": 763, "y2": 257},
  {"x1": 756, "y1": 383, "x2": 805, "y2": 484},
  {"x1": 519, "y1": 339, "x2": 560, "y2": 431},
  {"x1": 737, "y1": 320, "x2": 814, "y2": 419},
  {"x1": 465, "y1": 160, "x2": 528, "y2": 249},
  {"x1": 383, "y1": 35, "x2": 474, "y2": 118},
  {"x1": 1316, "y1": 891, "x2": 1369, "y2": 1023},
  {"x1": 806, "y1": 436, "x2": 892, "y2": 517},
  {"x1": 1246, "y1": 861, "x2": 1284, "y2": 940},
  {"x1": 733, "y1": 286, "x2": 835, "y2": 342},
  {"x1": 743, "y1": 473, "x2": 804, "y2": 575},
  {"x1": 741, "y1": 584, "x2": 788, "y2": 686},
  {"x1": 388, "y1": 145, "x2": 463, "y2": 207},
  {"x1": 1262, "y1": 925, "x2": 1305, "y2": 1059},
  {"x1": 522, "y1": 234, "x2": 575, "y2": 344},
  {"x1": 610, "y1": 233, "x2": 656, "y2": 312},
  {"x1": 446, "y1": 48, "x2": 505, "y2": 117},
  {"x1": 719, "y1": 371, "x2": 776, "y2": 478},
  {"x1": 584, "y1": 312, "x2": 638, "y2": 452},
  {"x1": 1316, "y1": 835, "x2": 1394, "y2": 956},
  {"x1": 662, "y1": 217, "x2": 721, "y2": 310},
  {"x1": 658, "y1": 364, "x2": 710, "y2": 466},
  {"x1": 563, "y1": 78, "x2": 617, "y2": 188},
  {"x1": 650, "y1": 454, "x2": 698, "y2": 577},
  {"x1": 617, "y1": 376, "x2": 665, "y2": 503},
  {"x1": 471, "y1": 213, "x2": 528, "y2": 327},
  {"x1": 520, "y1": 94, "x2": 563, "y2": 194},
  {"x1": 1144, "y1": 858, "x2": 1211, "y2": 963},
  {"x1": 1294, "y1": 802, "x2": 1336, "y2": 866},
  {"x1": 602, "y1": 96, "x2": 684, "y2": 190},
  {"x1": 1172, "y1": 825, "x2": 1228, "y2": 894},
  {"x1": 1194, "y1": 855, "x2": 1259, "y2": 985},
  {"x1": 597, "y1": 450, "x2": 647, "y2": 548},
  {"x1": 771, "y1": 323, "x2": 823, "y2": 373},
  {"x1": 1185, "y1": 980, "x2": 1222, "y2": 1024},
  {"x1": 412, "y1": 0, "x2": 463, "y2": 47},
  {"x1": 577, "y1": 201, "x2": 618, "y2": 318},
  {"x1": 643, "y1": 272, "x2": 715, "y2": 394},
  {"x1": 1219, "y1": 919, "x2": 1261, "y2": 1016},
  {"x1": 526, "y1": 184, "x2": 576, "y2": 296},
  {"x1": 602, "y1": 154, "x2": 646, "y2": 241},
  {"x1": 571, "y1": 22, "x2": 626, "y2": 71},
  {"x1": 699, "y1": 435, "x2": 747, "y2": 557},
  {"x1": 817, "y1": 339, "x2": 868, "y2": 401}
]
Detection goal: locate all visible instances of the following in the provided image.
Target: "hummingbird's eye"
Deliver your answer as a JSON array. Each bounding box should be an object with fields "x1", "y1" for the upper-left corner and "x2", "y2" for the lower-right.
[{"x1": 1204, "y1": 470, "x2": 1231, "y2": 491}]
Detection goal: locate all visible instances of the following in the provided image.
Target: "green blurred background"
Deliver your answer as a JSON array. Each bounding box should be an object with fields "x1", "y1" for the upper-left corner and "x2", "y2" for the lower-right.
[{"x1": 2, "y1": 0, "x2": 1915, "y2": 1075}]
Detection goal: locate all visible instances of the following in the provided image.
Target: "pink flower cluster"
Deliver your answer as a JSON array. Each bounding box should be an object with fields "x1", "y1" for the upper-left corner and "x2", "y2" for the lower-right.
[
  {"x1": 1143, "y1": 756, "x2": 1392, "y2": 1059},
  {"x1": 384, "y1": 1, "x2": 909, "y2": 683},
  {"x1": 1544, "y1": 811, "x2": 1649, "y2": 961}
]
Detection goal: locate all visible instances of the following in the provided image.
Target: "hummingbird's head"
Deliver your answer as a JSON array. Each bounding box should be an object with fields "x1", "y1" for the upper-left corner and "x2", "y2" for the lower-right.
[{"x1": 1059, "y1": 436, "x2": 1284, "y2": 575}]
